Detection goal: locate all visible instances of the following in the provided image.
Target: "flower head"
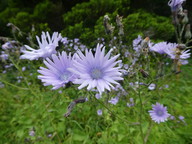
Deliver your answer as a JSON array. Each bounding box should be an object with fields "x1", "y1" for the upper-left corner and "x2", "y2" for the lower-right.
[
  {"x1": 69, "y1": 43, "x2": 123, "y2": 94},
  {"x1": 20, "y1": 32, "x2": 61, "y2": 60},
  {"x1": 168, "y1": 0, "x2": 185, "y2": 12},
  {"x1": 149, "y1": 102, "x2": 170, "y2": 124},
  {"x1": 38, "y1": 51, "x2": 76, "y2": 90},
  {"x1": 151, "y1": 42, "x2": 191, "y2": 61},
  {"x1": 164, "y1": 44, "x2": 190, "y2": 60}
]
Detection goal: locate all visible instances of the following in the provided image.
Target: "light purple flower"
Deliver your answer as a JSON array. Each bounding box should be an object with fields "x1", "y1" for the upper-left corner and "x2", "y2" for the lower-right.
[
  {"x1": 0, "y1": 82, "x2": 5, "y2": 88},
  {"x1": 179, "y1": 59, "x2": 188, "y2": 65},
  {"x1": 2, "y1": 41, "x2": 14, "y2": 50},
  {"x1": 108, "y1": 97, "x2": 119, "y2": 105},
  {"x1": 179, "y1": 115, "x2": 184, "y2": 120},
  {"x1": 151, "y1": 42, "x2": 191, "y2": 61},
  {"x1": 130, "y1": 98, "x2": 134, "y2": 103},
  {"x1": 68, "y1": 43, "x2": 123, "y2": 94},
  {"x1": 168, "y1": 0, "x2": 185, "y2": 12},
  {"x1": 95, "y1": 93, "x2": 101, "y2": 99},
  {"x1": 170, "y1": 115, "x2": 175, "y2": 120},
  {"x1": 38, "y1": 51, "x2": 76, "y2": 90},
  {"x1": 22, "y1": 66, "x2": 26, "y2": 71},
  {"x1": 164, "y1": 44, "x2": 190, "y2": 60},
  {"x1": 97, "y1": 109, "x2": 102, "y2": 116},
  {"x1": 0, "y1": 53, "x2": 9, "y2": 60},
  {"x1": 148, "y1": 83, "x2": 156, "y2": 90},
  {"x1": 20, "y1": 32, "x2": 61, "y2": 60},
  {"x1": 164, "y1": 84, "x2": 169, "y2": 88},
  {"x1": 29, "y1": 130, "x2": 35, "y2": 136},
  {"x1": 127, "y1": 98, "x2": 134, "y2": 107},
  {"x1": 133, "y1": 35, "x2": 142, "y2": 52},
  {"x1": 150, "y1": 42, "x2": 171, "y2": 54},
  {"x1": 61, "y1": 37, "x2": 68, "y2": 45},
  {"x1": 149, "y1": 102, "x2": 170, "y2": 124}
]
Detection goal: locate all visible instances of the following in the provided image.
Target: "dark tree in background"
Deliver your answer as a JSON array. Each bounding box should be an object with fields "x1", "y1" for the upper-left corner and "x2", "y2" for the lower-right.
[{"x1": 0, "y1": 0, "x2": 191, "y2": 44}]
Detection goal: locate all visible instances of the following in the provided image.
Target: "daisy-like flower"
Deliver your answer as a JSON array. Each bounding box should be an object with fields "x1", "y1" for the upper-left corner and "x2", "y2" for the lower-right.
[
  {"x1": 69, "y1": 43, "x2": 123, "y2": 94},
  {"x1": 149, "y1": 102, "x2": 170, "y2": 124},
  {"x1": 164, "y1": 44, "x2": 190, "y2": 60},
  {"x1": 168, "y1": 0, "x2": 185, "y2": 12},
  {"x1": 20, "y1": 32, "x2": 61, "y2": 60},
  {"x1": 151, "y1": 42, "x2": 191, "y2": 62},
  {"x1": 38, "y1": 51, "x2": 76, "y2": 90}
]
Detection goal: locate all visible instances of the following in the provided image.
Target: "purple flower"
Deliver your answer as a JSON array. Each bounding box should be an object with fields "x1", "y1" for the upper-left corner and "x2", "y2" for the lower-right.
[
  {"x1": 97, "y1": 109, "x2": 102, "y2": 116},
  {"x1": 20, "y1": 32, "x2": 61, "y2": 60},
  {"x1": 149, "y1": 102, "x2": 170, "y2": 124},
  {"x1": 68, "y1": 43, "x2": 123, "y2": 94},
  {"x1": 168, "y1": 0, "x2": 185, "y2": 12},
  {"x1": 38, "y1": 51, "x2": 76, "y2": 90},
  {"x1": 108, "y1": 97, "x2": 119, "y2": 105}
]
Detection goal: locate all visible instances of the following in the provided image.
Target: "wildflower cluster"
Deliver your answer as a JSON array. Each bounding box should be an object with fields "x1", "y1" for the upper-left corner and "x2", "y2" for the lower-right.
[{"x1": 0, "y1": 1, "x2": 191, "y2": 143}]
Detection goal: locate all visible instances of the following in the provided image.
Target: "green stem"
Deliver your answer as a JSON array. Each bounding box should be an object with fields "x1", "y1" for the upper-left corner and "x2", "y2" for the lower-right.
[
  {"x1": 10, "y1": 57, "x2": 38, "y2": 97},
  {"x1": 1, "y1": 79, "x2": 29, "y2": 90}
]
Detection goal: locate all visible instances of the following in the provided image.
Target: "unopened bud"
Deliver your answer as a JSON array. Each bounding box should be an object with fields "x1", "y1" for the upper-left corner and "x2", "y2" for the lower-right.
[
  {"x1": 103, "y1": 15, "x2": 115, "y2": 35},
  {"x1": 116, "y1": 15, "x2": 124, "y2": 36},
  {"x1": 175, "y1": 49, "x2": 182, "y2": 55},
  {"x1": 172, "y1": 12, "x2": 179, "y2": 25},
  {"x1": 182, "y1": 10, "x2": 188, "y2": 24},
  {"x1": 185, "y1": 24, "x2": 192, "y2": 40},
  {"x1": 116, "y1": 15, "x2": 123, "y2": 27},
  {"x1": 177, "y1": 44, "x2": 186, "y2": 50},
  {"x1": 139, "y1": 69, "x2": 149, "y2": 78},
  {"x1": 141, "y1": 37, "x2": 150, "y2": 49}
]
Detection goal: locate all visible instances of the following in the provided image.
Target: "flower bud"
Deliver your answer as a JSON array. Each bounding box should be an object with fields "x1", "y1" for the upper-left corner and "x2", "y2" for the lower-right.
[
  {"x1": 116, "y1": 15, "x2": 124, "y2": 36},
  {"x1": 103, "y1": 15, "x2": 115, "y2": 35},
  {"x1": 177, "y1": 44, "x2": 186, "y2": 50},
  {"x1": 181, "y1": 10, "x2": 188, "y2": 24},
  {"x1": 139, "y1": 69, "x2": 149, "y2": 78},
  {"x1": 185, "y1": 24, "x2": 192, "y2": 40}
]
